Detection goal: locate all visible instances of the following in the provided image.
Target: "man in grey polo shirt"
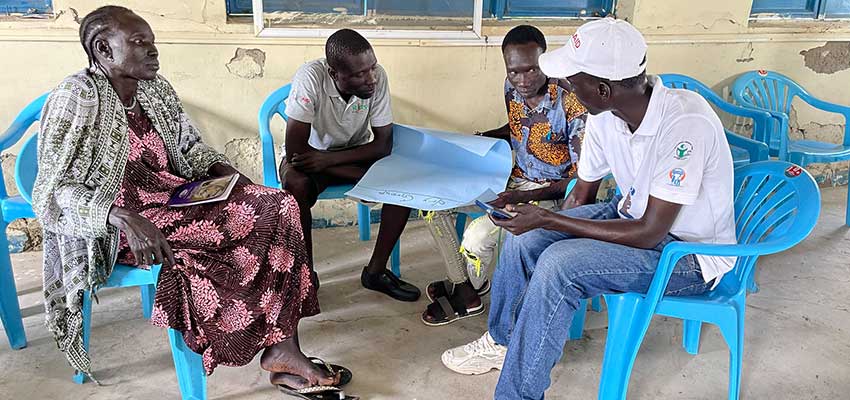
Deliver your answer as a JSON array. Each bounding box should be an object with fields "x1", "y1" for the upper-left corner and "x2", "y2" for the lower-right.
[{"x1": 279, "y1": 29, "x2": 419, "y2": 302}]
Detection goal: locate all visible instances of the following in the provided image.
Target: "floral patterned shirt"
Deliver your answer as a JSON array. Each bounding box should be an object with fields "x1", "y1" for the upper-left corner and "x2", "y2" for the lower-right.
[{"x1": 505, "y1": 79, "x2": 587, "y2": 182}]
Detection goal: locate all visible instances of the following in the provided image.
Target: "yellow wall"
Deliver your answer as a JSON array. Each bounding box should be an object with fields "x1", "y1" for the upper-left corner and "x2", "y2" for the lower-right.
[{"x1": 2, "y1": 0, "x2": 849, "y2": 224}]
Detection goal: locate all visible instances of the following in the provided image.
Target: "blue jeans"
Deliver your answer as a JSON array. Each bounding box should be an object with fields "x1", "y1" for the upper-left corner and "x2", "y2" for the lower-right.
[{"x1": 489, "y1": 197, "x2": 712, "y2": 400}]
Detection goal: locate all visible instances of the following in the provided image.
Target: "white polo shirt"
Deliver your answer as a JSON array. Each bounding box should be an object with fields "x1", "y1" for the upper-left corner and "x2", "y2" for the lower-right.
[
  {"x1": 284, "y1": 58, "x2": 393, "y2": 152},
  {"x1": 578, "y1": 75, "x2": 736, "y2": 285}
]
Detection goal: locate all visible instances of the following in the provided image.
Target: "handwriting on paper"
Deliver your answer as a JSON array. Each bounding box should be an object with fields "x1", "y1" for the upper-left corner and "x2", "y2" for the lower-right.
[{"x1": 377, "y1": 190, "x2": 415, "y2": 202}]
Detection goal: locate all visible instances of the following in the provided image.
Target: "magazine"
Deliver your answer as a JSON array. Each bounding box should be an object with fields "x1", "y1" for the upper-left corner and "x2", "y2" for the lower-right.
[{"x1": 167, "y1": 174, "x2": 240, "y2": 207}]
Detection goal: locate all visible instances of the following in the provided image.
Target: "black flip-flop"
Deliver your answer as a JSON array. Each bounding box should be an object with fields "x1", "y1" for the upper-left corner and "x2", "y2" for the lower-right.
[
  {"x1": 426, "y1": 279, "x2": 490, "y2": 303},
  {"x1": 276, "y1": 358, "x2": 353, "y2": 397},
  {"x1": 308, "y1": 358, "x2": 352, "y2": 387}
]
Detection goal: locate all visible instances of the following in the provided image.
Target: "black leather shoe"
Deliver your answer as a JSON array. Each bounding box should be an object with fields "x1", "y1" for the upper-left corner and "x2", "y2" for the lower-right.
[{"x1": 361, "y1": 268, "x2": 421, "y2": 302}]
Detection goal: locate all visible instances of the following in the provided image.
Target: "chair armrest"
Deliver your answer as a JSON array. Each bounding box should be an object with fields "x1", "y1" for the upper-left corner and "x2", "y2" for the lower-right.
[
  {"x1": 725, "y1": 131, "x2": 769, "y2": 162},
  {"x1": 712, "y1": 96, "x2": 772, "y2": 123},
  {"x1": 797, "y1": 91, "x2": 850, "y2": 146},
  {"x1": 739, "y1": 104, "x2": 791, "y2": 160},
  {"x1": 641, "y1": 240, "x2": 783, "y2": 308}
]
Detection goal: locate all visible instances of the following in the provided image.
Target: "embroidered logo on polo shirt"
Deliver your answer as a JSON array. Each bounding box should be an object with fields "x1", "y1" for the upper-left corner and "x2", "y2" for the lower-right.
[
  {"x1": 669, "y1": 168, "x2": 687, "y2": 187},
  {"x1": 674, "y1": 141, "x2": 693, "y2": 160},
  {"x1": 300, "y1": 96, "x2": 311, "y2": 105}
]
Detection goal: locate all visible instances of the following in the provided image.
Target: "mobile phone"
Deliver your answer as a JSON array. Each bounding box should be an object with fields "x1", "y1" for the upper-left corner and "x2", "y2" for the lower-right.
[{"x1": 474, "y1": 200, "x2": 514, "y2": 220}]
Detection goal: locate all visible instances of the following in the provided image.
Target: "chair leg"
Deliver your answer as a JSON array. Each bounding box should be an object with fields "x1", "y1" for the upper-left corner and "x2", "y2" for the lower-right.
[
  {"x1": 598, "y1": 294, "x2": 654, "y2": 400},
  {"x1": 357, "y1": 203, "x2": 371, "y2": 241},
  {"x1": 141, "y1": 284, "x2": 156, "y2": 319},
  {"x1": 390, "y1": 240, "x2": 401, "y2": 277},
  {"x1": 0, "y1": 241, "x2": 26, "y2": 350},
  {"x1": 683, "y1": 319, "x2": 702, "y2": 355},
  {"x1": 746, "y1": 273, "x2": 760, "y2": 294},
  {"x1": 73, "y1": 292, "x2": 94, "y2": 384},
  {"x1": 845, "y1": 171, "x2": 849, "y2": 226},
  {"x1": 717, "y1": 311, "x2": 745, "y2": 400},
  {"x1": 591, "y1": 296, "x2": 603, "y2": 312},
  {"x1": 454, "y1": 213, "x2": 468, "y2": 240},
  {"x1": 168, "y1": 328, "x2": 207, "y2": 400},
  {"x1": 569, "y1": 299, "x2": 588, "y2": 340}
]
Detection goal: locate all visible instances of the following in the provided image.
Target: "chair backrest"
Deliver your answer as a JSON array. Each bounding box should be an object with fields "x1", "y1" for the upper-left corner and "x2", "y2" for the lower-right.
[
  {"x1": 731, "y1": 70, "x2": 804, "y2": 117},
  {"x1": 725, "y1": 161, "x2": 820, "y2": 290},
  {"x1": 659, "y1": 74, "x2": 740, "y2": 140},
  {"x1": 660, "y1": 73, "x2": 772, "y2": 162},
  {"x1": 15, "y1": 134, "x2": 39, "y2": 203},
  {"x1": 258, "y1": 83, "x2": 292, "y2": 188},
  {"x1": 0, "y1": 93, "x2": 48, "y2": 202},
  {"x1": 659, "y1": 73, "x2": 725, "y2": 105}
]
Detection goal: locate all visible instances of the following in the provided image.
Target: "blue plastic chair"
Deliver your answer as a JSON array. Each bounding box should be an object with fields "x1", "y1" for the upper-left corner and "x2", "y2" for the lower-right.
[
  {"x1": 660, "y1": 74, "x2": 773, "y2": 293},
  {"x1": 597, "y1": 161, "x2": 821, "y2": 400},
  {"x1": 259, "y1": 84, "x2": 401, "y2": 276},
  {"x1": 732, "y1": 70, "x2": 850, "y2": 226},
  {"x1": 3, "y1": 100, "x2": 158, "y2": 383},
  {"x1": 1, "y1": 94, "x2": 205, "y2": 395},
  {"x1": 659, "y1": 74, "x2": 771, "y2": 168},
  {"x1": 0, "y1": 93, "x2": 48, "y2": 350}
]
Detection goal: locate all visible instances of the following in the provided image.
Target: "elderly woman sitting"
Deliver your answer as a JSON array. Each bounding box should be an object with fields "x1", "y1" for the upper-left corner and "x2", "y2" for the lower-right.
[{"x1": 32, "y1": 6, "x2": 349, "y2": 396}]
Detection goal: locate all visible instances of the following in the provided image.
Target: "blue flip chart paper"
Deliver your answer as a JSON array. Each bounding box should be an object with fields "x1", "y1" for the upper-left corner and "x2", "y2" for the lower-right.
[{"x1": 345, "y1": 124, "x2": 512, "y2": 211}]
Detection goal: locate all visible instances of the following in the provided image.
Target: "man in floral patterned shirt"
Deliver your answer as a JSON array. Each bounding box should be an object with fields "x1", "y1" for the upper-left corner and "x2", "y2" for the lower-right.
[{"x1": 421, "y1": 25, "x2": 587, "y2": 326}]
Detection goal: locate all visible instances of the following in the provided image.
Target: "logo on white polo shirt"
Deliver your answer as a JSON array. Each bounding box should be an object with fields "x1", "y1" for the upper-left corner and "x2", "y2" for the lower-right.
[
  {"x1": 352, "y1": 101, "x2": 369, "y2": 113},
  {"x1": 669, "y1": 168, "x2": 687, "y2": 187},
  {"x1": 674, "y1": 141, "x2": 693, "y2": 160}
]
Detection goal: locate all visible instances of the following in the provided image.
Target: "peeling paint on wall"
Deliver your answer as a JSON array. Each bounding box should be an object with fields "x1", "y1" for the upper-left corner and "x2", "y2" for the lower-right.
[
  {"x1": 223, "y1": 137, "x2": 263, "y2": 183},
  {"x1": 226, "y1": 48, "x2": 266, "y2": 79},
  {"x1": 68, "y1": 7, "x2": 81, "y2": 24},
  {"x1": 799, "y1": 42, "x2": 850, "y2": 74},
  {"x1": 783, "y1": 107, "x2": 848, "y2": 185}
]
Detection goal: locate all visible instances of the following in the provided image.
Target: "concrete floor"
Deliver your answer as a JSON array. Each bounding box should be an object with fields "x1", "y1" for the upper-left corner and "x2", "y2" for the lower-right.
[{"x1": 1, "y1": 187, "x2": 849, "y2": 400}]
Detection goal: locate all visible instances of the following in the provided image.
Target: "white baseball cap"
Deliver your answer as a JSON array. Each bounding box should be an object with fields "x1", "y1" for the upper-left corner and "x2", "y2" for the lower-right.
[{"x1": 539, "y1": 18, "x2": 647, "y2": 81}]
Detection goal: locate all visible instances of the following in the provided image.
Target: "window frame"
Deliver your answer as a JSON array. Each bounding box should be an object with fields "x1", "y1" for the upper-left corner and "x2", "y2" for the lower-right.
[
  {"x1": 247, "y1": 0, "x2": 613, "y2": 39},
  {"x1": 491, "y1": 0, "x2": 615, "y2": 19},
  {"x1": 250, "y1": 0, "x2": 485, "y2": 39},
  {"x1": 750, "y1": 0, "x2": 850, "y2": 20},
  {"x1": 0, "y1": 0, "x2": 51, "y2": 15}
]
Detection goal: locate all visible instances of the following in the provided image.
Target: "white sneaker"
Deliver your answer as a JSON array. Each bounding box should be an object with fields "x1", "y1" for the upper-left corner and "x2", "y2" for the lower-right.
[{"x1": 441, "y1": 331, "x2": 507, "y2": 375}]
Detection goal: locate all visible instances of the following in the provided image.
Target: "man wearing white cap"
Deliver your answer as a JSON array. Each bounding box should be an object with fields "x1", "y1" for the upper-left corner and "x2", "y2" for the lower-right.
[{"x1": 440, "y1": 18, "x2": 736, "y2": 399}]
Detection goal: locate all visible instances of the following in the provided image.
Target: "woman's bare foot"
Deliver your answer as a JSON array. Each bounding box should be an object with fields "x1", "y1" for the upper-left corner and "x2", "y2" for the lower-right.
[{"x1": 260, "y1": 337, "x2": 338, "y2": 386}]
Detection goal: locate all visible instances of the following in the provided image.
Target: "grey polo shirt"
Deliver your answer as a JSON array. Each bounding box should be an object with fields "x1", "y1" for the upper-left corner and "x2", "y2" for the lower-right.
[{"x1": 283, "y1": 58, "x2": 393, "y2": 152}]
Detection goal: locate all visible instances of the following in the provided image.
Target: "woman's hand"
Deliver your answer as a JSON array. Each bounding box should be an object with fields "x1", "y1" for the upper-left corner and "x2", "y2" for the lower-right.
[
  {"x1": 209, "y1": 162, "x2": 253, "y2": 186},
  {"x1": 109, "y1": 207, "x2": 176, "y2": 266}
]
